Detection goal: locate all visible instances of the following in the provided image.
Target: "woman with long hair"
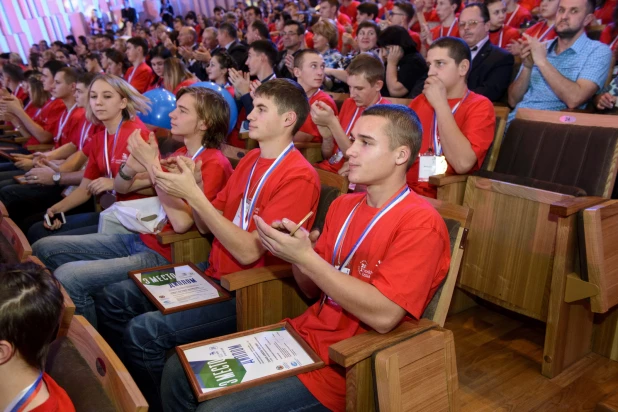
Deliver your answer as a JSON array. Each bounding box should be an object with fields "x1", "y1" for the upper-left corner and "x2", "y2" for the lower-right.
[
  {"x1": 32, "y1": 74, "x2": 151, "y2": 238},
  {"x1": 206, "y1": 50, "x2": 237, "y2": 96},
  {"x1": 105, "y1": 49, "x2": 130, "y2": 77},
  {"x1": 147, "y1": 45, "x2": 171, "y2": 90},
  {"x1": 379, "y1": 25, "x2": 428, "y2": 98},
  {"x1": 163, "y1": 57, "x2": 198, "y2": 94}
]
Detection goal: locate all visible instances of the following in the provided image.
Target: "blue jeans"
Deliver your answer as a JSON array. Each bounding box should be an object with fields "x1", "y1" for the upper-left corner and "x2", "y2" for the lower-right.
[
  {"x1": 161, "y1": 353, "x2": 329, "y2": 412},
  {"x1": 95, "y1": 269, "x2": 237, "y2": 412},
  {"x1": 27, "y1": 211, "x2": 100, "y2": 243},
  {"x1": 32, "y1": 233, "x2": 169, "y2": 327}
]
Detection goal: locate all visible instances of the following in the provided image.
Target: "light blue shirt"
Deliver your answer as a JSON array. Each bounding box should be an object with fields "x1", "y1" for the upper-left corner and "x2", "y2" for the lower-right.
[{"x1": 508, "y1": 33, "x2": 612, "y2": 123}]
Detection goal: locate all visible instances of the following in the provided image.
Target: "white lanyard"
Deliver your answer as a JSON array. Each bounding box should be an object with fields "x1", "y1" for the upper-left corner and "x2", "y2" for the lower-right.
[
  {"x1": 308, "y1": 89, "x2": 321, "y2": 100},
  {"x1": 432, "y1": 90, "x2": 469, "y2": 155},
  {"x1": 240, "y1": 142, "x2": 294, "y2": 230},
  {"x1": 23, "y1": 101, "x2": 32, "y2": 112},
  {"x1": 79, "y1": 121, "x2": 93, "y2": 151},
  {"x1": 610, "y1": 35, "x2": 618, "y2": 50},
  {"x1": 128, "y1": 64, "x2": 140, "y2": 83},
  {"x1": 104, "y1": 121, "x2": 123, "y2": 178},
  {"x1": 505, "y1": 5, "x2": 519, "y2": 27},
  {"x1": 345, "y1": 97, "x2": 385, "y2": 136},
  {"x1": 498, "y1": 28, "x2": 504, "y2": 48},
  {"x1": 191, "y1": 145, "x2": 205, "y2": 160},
  {"x1": 332, "y1": 186, "x2": 410, "y2": 270},
  {"x1": 538, "y1": 22, "x2": 554, "y2": 40},
  {"x1": 443, "y1": 17, "x2": 458, "y2": 37},
  {"x1": 12, "y1": 84, "x2": 22, "y2": 97},
  {"x1": 54, "y1": 103, "x2": 77, "y2": 143}
]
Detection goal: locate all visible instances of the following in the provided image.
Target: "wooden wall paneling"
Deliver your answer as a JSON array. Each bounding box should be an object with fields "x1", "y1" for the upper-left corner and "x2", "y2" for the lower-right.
[{"x1": 542, "y1": 214, "x2": 593, "y2": 378}]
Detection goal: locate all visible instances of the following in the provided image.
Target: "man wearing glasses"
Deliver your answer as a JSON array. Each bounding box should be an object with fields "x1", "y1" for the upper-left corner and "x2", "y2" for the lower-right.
[
  {"x1": 459, "y1": 3, "x2": 514, "y2": 101},
  {"x1": 275, "y1": 20, "x2": 305, "y2": 79}
]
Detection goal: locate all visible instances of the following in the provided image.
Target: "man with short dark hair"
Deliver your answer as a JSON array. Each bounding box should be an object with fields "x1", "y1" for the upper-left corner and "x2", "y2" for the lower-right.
[
  {"x1": 121, "y1": 0, "x2": 138, "y2": 25},
  {"x1": 160, "y1": 102, "x2": 451, "y2": 412},
  {"x1": 460, "y1": 2, "x2": 514, "y2": 101},
  {"x1": 246, "y1": 20, "x2": 271, "y2": 43},
  {"x1": 217, "y1": 22, "x2": 248, "y2": 70},
  {"x1": 84, "y1": 52, "x2": 104, "y2": 73},
  {"x1": 507, "y1": 0, "x2": 612, "y2": 122},
  {"x1": 0, "y1": 262, "x2": 75, "y2": 412},
  {"x1": 357, "y1": 2, "x2": 379, "y2": 23},
  {"x1": 275, "y1": 20, "x2": 305, "y2": 79},
  {"x1": 245, "y1": 5, "x2": 263, "y2": 25},
  {"x1": 407, "y1": 36, "x2": 495, "y2": 198},
  {"x1": 125, "y1": 36, "x2": 154, "y2": 92}
]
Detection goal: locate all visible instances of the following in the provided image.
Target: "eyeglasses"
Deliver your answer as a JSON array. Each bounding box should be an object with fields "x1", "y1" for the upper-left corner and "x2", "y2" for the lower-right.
[
  {"x1": 459, "y1": 20, "x2": 481, "y2": 29},
  {"x1": 388, "y1": 11, "x2": 407, "y2": 16}
]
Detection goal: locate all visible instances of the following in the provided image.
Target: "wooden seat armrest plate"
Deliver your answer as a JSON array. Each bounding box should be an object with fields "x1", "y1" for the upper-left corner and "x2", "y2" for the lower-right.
[
  {"x1": 156, "y1": 229, "x2": 203, "y2": 245},
  {"x1": 428, "y1": 174, "x2": 469, "y2": 187},
  {"x1": 328, "y1": 318, "x2": 437, "y2": 368},
  {"x1": 221, "y1": 264, "x2": 293, "y2": 291},
  {"x1": 550, "y1": 196, "x2": 605, "y2": 217},
  {"x1": 293, "y1": 142, "x2": 322, "y2": 149},
  {"x1": 26, "y1": 144, "x2": 53, "y2": 152}
]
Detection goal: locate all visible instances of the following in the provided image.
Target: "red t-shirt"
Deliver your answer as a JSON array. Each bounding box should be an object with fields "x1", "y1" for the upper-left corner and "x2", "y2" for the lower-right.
[
  {"x1": 339, "y1": 1, "x2": 360, "y2": 23},
  {"x1": 337, "y1": 13, "x2": 352, "y2": 27},
  {"x1": 599, "y1": 23, "x2": 618, "y2": 51},
  {"x1": 430, "y1": 18, "x2": 460, "y2": 40},
  {"x1": 315, "y1": 96, "x2": 390, "y2": 173},
  {"x1": 83, "y1": 118, "x2": 151, "y2": 202},
  {"x1": 146, "y1": 77, "x2": 164, "y2": 92},
  {"x1": 54, "y1": 107, "x2": 85, "y2": 149},
  {"x1": 520, "y1": 0, "x2": 540, "y2": 11},
  {"x1": 407, "y1": 91, "x2": 495, "y2": 198},
  {"x1": 305, "y1": 30, "x2": 315, "y2": 49},
  {"x1": 504, "y1": 5, "x2": 531, "y2": 29},
  {"x1": 489, "y1": 25, "x2": 521, "y2": 49},
  {"x1": 595, "y1": 0, "x2": 617, "y2": 24},
  {"x1": 13, "y1": 84, "x2": 28, "y2": 105},
  {"x1": 26, "y1": 98, "x2": 66, "y2": 147},
  {"x1": 24, "y1": 101, "x2": 41, "y2": 119},
  {"x1": 378, "y1": 0, "x2": 394, "y2": 20},
  {"x1": 31, "y1": 373, "x2": 76, "y2": 412},
  {"x1": 124, "y1": 62, "x2": 154, "y2": 94},
  {"x1": 409, "y1": 30, "x2": 422, "y2": 49},
  {"x1": 411, "y1": 9, "x2": 440, "y2": 32},
  {"x1": 141, "y1": 146, "x2": 234, "y2": 261},
  {"x1": 298, "y1": 90, "x2": 339, "y2": 143},
  {"x1": 172, "y1": 77, "x2": 199, "y2": 94},
  {"x1": 80, "y1": 120, "x2": 105, "y2": 156},
  {"x1": 524, "y1": 21, "x2": 557, "y2": 41},
  {"x1": 289, "y1": 190, "x2": 451, "y2": 412},
  {"x1": 207, "y1": 148, "x2": 320, "y2": 280}
]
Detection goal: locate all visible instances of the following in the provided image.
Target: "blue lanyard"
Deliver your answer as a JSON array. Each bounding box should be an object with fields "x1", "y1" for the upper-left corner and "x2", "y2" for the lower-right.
[
  {"x1": 240, "y1": 142, "x2": 295, "y2": 230},
  {"x1": 191, "y1": 145, "x2": 205, "y2": 161},
  {"x1": 332, "y1": 186, "x2": 410, "y2": 270},
  {"x1": 10, "y1": 371, "x2": 43, "y2": 412},
  {"x1": 431, "y1": 90, "x2": 469, "y2": 155}
]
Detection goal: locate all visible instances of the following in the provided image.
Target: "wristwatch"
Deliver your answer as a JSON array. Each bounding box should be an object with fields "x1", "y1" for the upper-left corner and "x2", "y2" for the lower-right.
[{"x1": 52, "y1": 173, "x2": 61, "y2": 185}]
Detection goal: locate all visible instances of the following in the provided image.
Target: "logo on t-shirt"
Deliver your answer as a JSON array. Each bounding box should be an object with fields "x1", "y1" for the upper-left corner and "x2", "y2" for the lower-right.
[{"x1": 358, "y1": 260, "x2": 372, "y2": 279}]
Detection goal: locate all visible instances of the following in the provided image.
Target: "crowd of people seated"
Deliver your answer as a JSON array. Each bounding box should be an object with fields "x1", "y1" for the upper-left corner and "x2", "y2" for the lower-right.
[{"x1": 0, "y1": 0, "x2": 616, "y2": 409}]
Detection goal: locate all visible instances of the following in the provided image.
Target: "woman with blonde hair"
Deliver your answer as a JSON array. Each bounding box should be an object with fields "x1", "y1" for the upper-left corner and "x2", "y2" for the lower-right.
[
  {"x1": 23, "y1": 73, "x2": 48, "y2": 119},
  {"x1": 31, "y1": 74, "x2": 151, "y2": 239},
  {"x1": 163, "y1": 57, "x2": 198, "y2": 94}
]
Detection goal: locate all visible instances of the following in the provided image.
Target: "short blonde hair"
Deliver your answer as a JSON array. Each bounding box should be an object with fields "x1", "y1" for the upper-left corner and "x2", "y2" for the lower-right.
[
  {"x1": 312, "y1": 20, "x2": 338, "y2": 49},
  {"x1": 85, "y1": 74, "x2": 151, "y2": 124}
]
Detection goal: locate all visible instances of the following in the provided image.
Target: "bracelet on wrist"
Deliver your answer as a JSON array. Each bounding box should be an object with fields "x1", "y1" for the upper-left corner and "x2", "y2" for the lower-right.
[{"x1": 118, "y1": 162, "x2": 134, "y2": 181}]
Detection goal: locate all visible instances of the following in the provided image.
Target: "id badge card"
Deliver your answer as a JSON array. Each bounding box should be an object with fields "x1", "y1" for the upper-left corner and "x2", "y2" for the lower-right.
[
  {"x1": 325, "y1": 266, "x2": 350, "y2": 310},
  {"x1": 418, "y1": 154, "x2": 448, "y2": 182},
  {"x1": 233, "y1": 199, "x2": 251, "y2": 227},
  {"x1": 328, "y1": 149, "x2": 344, "y2": 165}
]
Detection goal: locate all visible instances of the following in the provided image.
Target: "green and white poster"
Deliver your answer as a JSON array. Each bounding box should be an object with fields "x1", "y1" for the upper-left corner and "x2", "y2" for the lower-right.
[
  {"x1": 134, "y1": 265, "x2": 223, "y2": 311},
  {"x1": 184, "y1": 326, "x2": 317, "y2": 393}
]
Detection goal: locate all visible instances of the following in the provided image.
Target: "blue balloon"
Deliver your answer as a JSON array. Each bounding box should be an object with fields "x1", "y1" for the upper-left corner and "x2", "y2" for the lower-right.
[
  {"x1": 193, "y1": 82, "x2": 238, "y2": 134},
  {"x1": 138, "y1": 88, "x2": 176, "y2": 130}
]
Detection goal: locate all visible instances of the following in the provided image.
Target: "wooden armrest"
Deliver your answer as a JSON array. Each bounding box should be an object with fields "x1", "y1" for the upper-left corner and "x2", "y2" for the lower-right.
[
  {"x1": 550, "y1": 196, "x2": 605, "y2": 217},
  {"x1": 13, "y1": 136, "x2": 28, "y2": 144},
  {"x1": 221, "y1": 264, "x2": 293, "y2": 291},
  {"x1": 156, "y1": 229, "x2": 204, "y2": 245},
  {"x1": 293, "y1": 142, "x2": 322, "y2": 149},
  {"x1": 328, "y1": 318, "x2": 437, "y2": 368},
  {"x1": 26, "y1": 144, "x2": 53, "y2": 152},
  {"x1": 428, "y1": 174, "x2": 469, "y2": 187}
]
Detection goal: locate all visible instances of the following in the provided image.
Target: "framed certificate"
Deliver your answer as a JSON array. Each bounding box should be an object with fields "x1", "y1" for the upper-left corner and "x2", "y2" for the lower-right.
[
  {"x1": 129, "y1": 263, "x2": 231, "y2": 314},
  {"x1": 177, "y1": 322, "x2": 325, "y2": 402}
]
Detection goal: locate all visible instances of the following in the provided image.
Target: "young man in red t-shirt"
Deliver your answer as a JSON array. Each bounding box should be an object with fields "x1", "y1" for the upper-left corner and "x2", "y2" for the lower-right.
[
  {"x1": 161, "y1": 104, "x2": 451, "y2": 412},
  {"x1": 503, "y1": 0, "x2": 532, "y2": 28},
  {"x1": 0, "y1": 263, "x2": 75, "y2": 412},
  {"x1": 94, "y1": 79, "x2": 320, "y2": 411},
  {"x1": 124, "y1": 37, "x2": 154, "y2": 93},
  {"x1": 486, "y1": 0, "x2": 522, "y2": 48},
  {"x1": 314, "y1": 53, "x2": 390, "y2": 174},
  {"x1": 408, "y1": 37, "x2": 495, "y2": 198},
  {"x1": 293, "y1": 50, "x2": 339, "y2": 143},
  {"x1": 340, "y1": 0, "x2": 361, "y2": 23}
]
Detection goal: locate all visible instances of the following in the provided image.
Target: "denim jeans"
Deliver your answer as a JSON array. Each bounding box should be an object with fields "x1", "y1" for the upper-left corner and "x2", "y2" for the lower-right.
[
  {"x1": 95, "y1": 272, "x2": 237, "y2": 412},
  {"x1": 27, "y1": 211, "x2": 100, "y2": 243},
  {"x1": 32, "y1": 233, "x2": 169, "y2": 327},
  {"x1": 161, "y1": 353, "x2": 329, "y2": 412}
]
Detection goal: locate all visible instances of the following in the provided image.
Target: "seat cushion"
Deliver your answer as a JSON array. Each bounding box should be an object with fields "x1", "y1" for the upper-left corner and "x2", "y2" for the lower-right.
[
  {"x1": 494, "y1": 119, "x2": 618, "y2": 197},
  {"x1": 475, "y1": 170, "x2": 587, "y2": 197},
  {"x1": 312, "y1": 184, "x2": 341, "y2": 233},
  {"x1": 0, "y1": 233, "x2": 18, "y2": 264},
  {"x1": 46, "y1": 337, "x2": 116, "y2": 412}
]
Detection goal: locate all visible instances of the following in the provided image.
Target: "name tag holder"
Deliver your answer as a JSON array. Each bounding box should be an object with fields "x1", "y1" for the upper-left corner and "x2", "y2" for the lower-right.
[{"x1": 418, "y1": 151, "x2": 448, "y2": 182}]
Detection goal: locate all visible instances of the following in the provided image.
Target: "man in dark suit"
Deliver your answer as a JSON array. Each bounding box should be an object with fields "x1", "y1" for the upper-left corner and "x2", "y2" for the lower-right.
[
  {"x1": 459, "y1": 3, "x2": 514, "y2": 102},
  {"x1": 121, "y1": 0, "x2": 138, "y2": 25},
  {"x1": 176, "y1": 26, "x2": 208, "y2": 80},
  {"x1": 275, "y1": 20, "x2": 305, "y2": 80},
  {"x1": 217, "y1": 22, "x2": 248, "y2": 71}
]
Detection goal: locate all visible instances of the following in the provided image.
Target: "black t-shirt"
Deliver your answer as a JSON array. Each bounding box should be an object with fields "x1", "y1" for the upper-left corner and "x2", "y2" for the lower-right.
[{"x1": 381, "y1": 51, "x2": 428, "y2": 99}]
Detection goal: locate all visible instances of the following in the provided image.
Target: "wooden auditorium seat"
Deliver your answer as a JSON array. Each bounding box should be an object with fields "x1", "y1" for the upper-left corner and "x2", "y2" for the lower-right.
[
  {"x1": 222, "y1": 197, "x2": 471, "y2": 411},
  {"x1": 45, "y1": 316, "x2": 148, "y2": 412},
  {"x1": 443, "y1": 109, "x2": 618, "y2": 378},
  {"x1": 0, "y1": 215, "x2": 32, "y2": 262}
]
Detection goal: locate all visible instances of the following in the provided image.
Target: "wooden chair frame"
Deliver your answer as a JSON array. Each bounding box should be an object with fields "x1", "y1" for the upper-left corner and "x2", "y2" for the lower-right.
[
  {"x1": 1, "y1": 216, "x2": 32, "y2": 261},
  {"x1": 220, "y1": 197, "x2": 472, "y2": 411},
  {"x1": 444, "y1": 109, "x2": 618, "y2": 378}
]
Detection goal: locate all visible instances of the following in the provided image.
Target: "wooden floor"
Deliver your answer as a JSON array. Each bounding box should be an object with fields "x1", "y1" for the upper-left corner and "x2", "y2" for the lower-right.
[{"x1": 445, "y1": 306, "x2": 618, "y2": 411}]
